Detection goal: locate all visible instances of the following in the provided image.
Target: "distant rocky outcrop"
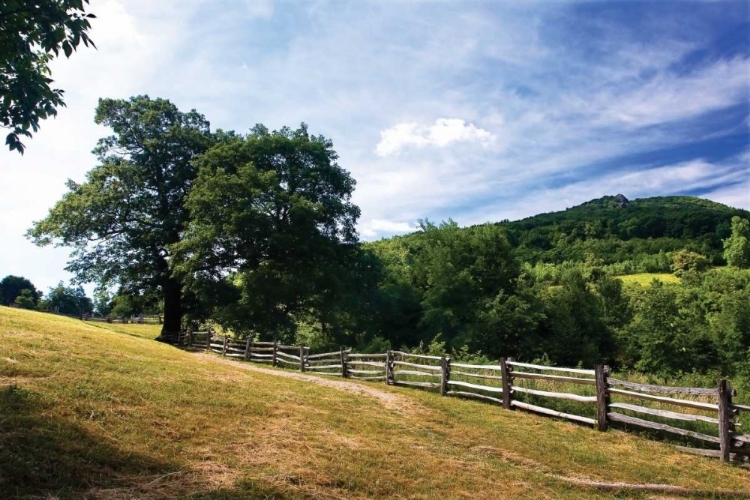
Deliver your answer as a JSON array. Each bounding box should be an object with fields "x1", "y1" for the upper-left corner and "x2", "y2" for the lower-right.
[{"x1": 613, "y1": 194, "x2": 629, "y2": 208}]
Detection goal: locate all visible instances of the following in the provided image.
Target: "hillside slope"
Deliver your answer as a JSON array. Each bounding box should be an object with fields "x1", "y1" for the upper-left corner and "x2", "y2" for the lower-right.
[
  {"x1": 501, "y1": 195, "x2": 750, "y2": 265},
  {"x1": 2, "y1": 308, "x2": 749, "y2": 499}
]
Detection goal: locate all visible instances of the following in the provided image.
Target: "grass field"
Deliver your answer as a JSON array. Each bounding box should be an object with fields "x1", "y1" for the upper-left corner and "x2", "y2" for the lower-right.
[
  {"x1": 1, "y1": 307, "x2": 749, "y2": 499},
  {"x1": 617, "y1": 273, "x2": 681, "y2": 286}
]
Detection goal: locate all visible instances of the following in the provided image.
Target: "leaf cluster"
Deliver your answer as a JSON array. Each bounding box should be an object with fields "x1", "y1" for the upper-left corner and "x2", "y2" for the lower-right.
[{"x1": 1, "y1": 0, "x2": 95, "y2": 153}]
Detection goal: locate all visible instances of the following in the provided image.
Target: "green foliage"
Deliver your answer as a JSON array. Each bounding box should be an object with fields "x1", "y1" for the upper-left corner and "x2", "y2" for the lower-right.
[
  {"x1": 670, "y1": 249, "x2": 710, "y2": 276},
  {"x1": 1, "y1": 0, "x2": 96, "y2": 153},
  {"x1": 28, "y1": 96, "x2": 215, "y2": 333},
  {"x1": 13, "y1": 289, "x2": 36, "y2": 310},
  {"x1": 92, "y1": 289, "x2": 112, "y2": 316},
  {"x1": 615, "y1": 270, "x2": 750, "y2": 376},
  {"x1": 0, "y1": 275, "x2": 40, "y2": 306},
  {"x1": 723, "y1": 216, "x2": 750, "y2": 269},
  {"x1": 539, "y1": 269, "x2": 613, "y2": 367},
  {"x1": 175, "y1": 124, "x2": 361, "y2": 342},
  {"x1": 412, "y1": 220, "x2": 519, "y2": 348},
  {"x1": 595, "y1": 274, "x2": 631, "y2": 331},
  {"x1": 354, "y1": 196, "x2": 749, "y2": 375},
  {"x1": 366, "y1": 236, "x2": 423, "y2": 348},
  {"x1": 108, "y1": 293, "x2": 150, "y2": 318},
  {"x1": 43, "y1": 281, "x2": 93, "y2": 316}
]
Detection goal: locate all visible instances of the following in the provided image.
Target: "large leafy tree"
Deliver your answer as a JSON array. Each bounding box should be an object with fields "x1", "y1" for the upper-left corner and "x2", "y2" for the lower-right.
[
  {"x1": 29, "y1": 96, "x2": 214, "y2": 334},
  {"x1": 0, "y1": 275, "x2": 40, "y2": 306},
  {"x1": 175, "y1": 124, "x2": 360, "y2": 341},
  {"x1": 1, "y1": 0, "x2": 96, "y2": 154}
]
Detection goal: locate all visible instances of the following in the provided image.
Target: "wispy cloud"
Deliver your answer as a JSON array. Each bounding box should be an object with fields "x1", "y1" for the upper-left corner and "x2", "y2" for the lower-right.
[{"x1": 591, "y1": 57, "x2": 750, "y2": 129}]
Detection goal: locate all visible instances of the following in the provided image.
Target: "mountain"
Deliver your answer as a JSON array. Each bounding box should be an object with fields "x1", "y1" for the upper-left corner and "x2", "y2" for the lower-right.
[{"x1": 498, "y1": 195, "x2": 750, "y2": 266}]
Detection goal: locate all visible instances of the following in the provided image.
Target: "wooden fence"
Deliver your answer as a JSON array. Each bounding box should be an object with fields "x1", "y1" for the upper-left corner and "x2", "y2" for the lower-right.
[
  {"x1": 170, "y1": 331, "x2": 749, "y2": 463},
  {"x1": 83, "y1": 314, "x2": 162, "y2": 324}
]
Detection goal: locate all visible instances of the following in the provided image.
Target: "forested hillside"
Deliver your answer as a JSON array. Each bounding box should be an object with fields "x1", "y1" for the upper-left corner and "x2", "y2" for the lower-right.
[{"x1": 500, "y1": 195, "x2": 749, "y2": 269}]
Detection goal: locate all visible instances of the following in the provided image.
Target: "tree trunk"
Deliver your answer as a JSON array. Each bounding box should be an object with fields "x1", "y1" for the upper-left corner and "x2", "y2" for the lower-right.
[{"x1": 161, "y1": 278, "x2": 182, "y2": 337}]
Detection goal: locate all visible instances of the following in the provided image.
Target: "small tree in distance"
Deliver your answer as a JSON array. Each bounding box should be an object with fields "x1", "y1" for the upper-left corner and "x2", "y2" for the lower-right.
[
  {"x1": 724, "y1": 216, "x2": 750, "y2": 269},
  {"x1": 14, "y1": 289, "x2": 37, "y2": 310},
  {"x1": 44, "y1": 281, "x2": 93, "y2": 316},
  {"x1": 671, "y1": 249, "x2": 710, "y2": 276}
]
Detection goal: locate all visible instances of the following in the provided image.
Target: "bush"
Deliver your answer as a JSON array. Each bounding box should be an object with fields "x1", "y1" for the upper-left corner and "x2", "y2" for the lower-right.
[
  {"x1": 671, "y1": 250, "x2": 710, "y2": 276},
  {"x1": 13, "y1": 289, "x2": 36, "y2": 310}
]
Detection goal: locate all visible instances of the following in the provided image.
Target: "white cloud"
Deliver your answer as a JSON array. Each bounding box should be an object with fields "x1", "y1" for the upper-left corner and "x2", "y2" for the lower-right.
[
  {"x1": 375, "y1": 118, "x2": 495, "y2": 156},
  {"x1": 359, "y1": 219, "x2": 419, "y2": 239}
]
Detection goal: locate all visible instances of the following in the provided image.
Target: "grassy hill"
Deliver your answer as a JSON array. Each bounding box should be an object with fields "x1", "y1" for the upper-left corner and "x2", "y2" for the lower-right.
[{"x1": 2, "y1": 307, "x2": 749, "y2": 499}]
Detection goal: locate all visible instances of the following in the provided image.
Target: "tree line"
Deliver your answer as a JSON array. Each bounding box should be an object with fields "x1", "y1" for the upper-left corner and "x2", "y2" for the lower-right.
[
  {"x1": 364, "y1": 220, "x2": 750, "y2": 380},
  {"x1": 0, "y1": 275, "x2": 92, "y2": 316}
]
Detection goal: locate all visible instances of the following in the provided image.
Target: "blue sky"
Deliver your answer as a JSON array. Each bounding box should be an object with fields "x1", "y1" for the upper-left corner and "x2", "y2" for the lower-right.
[{"x1": 1, "y1": 0, "x2": 749, "y2": 293}]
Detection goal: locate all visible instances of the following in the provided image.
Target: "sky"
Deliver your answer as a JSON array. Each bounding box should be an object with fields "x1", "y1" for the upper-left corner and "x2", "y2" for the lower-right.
[{"x1": 1, "y1": 0, "x2": 749, "y2": 294}]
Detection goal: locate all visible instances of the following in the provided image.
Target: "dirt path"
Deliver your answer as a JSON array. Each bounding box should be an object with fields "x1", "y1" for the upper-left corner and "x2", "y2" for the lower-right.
[{"x1": 194, "y1": 352, "x2": 424, "y2": 415}]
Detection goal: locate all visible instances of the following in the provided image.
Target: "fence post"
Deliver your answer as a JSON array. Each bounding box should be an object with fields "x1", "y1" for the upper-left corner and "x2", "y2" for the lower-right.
[
  {"x1": 500, "y1": 357, "x2": 512, "y2": 410},
  {"x1": 244, "y1": 337, "x2": 252, "y2": 361},
  {"x1": 385, "y1": 351, "x2": 394, "y2": 385},
  {"x1": 718, "y1": 379, "x2": 734, "y2": 462},
  {"x1": 272, "y1": 341, "x2": 278, "y2": 367},
  {"x1": 595, "y1": 364, "x2": 610, "y2": 432},
  {"x1": 299, "y1": 345, "x2": 306, "y2": 372},
  {"x1": 205, "y1": 329, "x2": 212, "y2": 351},
  {"x1": 440, "y1": 356, "x2": 450, "y2": 396},
  {"x1": 187, "y1": 330, "x2": 193, "y2": 348},
  {"x1": 340, "y1": 346, "x2": 349, "y2": 378},
  {"x1": 221, "y1": 336, "x2": 228, "y2": 356}
]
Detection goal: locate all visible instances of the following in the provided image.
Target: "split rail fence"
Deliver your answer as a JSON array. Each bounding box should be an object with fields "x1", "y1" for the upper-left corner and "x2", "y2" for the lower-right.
[{"x1": 171, "y1": 330, "x2": 749, "y2": 463}]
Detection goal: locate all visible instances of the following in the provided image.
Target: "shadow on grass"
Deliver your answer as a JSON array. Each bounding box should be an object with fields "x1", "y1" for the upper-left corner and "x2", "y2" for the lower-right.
[{"x1": 0, "y1": 384, "x2": 177, "y2": 500}]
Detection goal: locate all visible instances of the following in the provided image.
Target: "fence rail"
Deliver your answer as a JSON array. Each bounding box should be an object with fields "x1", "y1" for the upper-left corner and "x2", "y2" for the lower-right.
[{"x1": 166, "y1": 330, "x2": 748, "y2": 463}]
